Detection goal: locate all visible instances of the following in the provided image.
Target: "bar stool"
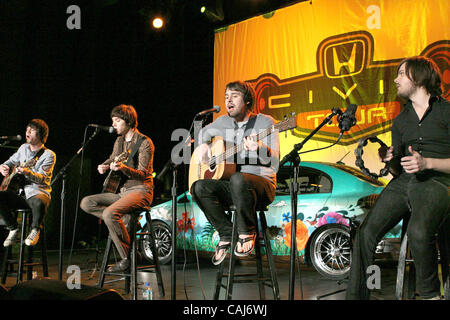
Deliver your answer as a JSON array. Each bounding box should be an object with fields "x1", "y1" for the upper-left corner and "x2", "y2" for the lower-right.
[
  {"x1": 396, "y1": 215, "x2": 449, "y2": 300},
  {"x1": 97, "y1": 210, "x2": 165, "y2": 300},
  {"x1": 213, "y1": 205, "x2": 280, "y2": 300},
  {"x1": 1, "y1": 209, "x2": 49, "y2": 284}
]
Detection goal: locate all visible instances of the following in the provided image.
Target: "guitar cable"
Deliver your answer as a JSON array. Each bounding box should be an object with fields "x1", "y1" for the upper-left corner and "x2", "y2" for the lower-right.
[{"x1": 180, "y1": 161, "x2": 207, "y2": 300}]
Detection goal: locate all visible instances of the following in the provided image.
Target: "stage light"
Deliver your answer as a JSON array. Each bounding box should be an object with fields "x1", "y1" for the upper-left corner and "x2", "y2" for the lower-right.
[
  {"x1": 200, "y1": 0, "x2": 224, "y2": 22},
  {"x1": 152, "y1": 17, "x2": 164, "y2": 29}
]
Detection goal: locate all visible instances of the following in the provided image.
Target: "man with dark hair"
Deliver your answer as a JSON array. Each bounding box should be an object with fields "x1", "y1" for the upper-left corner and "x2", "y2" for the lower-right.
[
  {"x1": 190, "y1": 81, "x2": 279, "y2": 265},
  {"x1": 346, "y1": 56, "x2": 450, "y2": 300},
  {"x1": 80, "y1": 104, "x2": 154, "y2": 272},
  {"x1": 0, "y1": 119, "x2": 56, "y2": 246}
]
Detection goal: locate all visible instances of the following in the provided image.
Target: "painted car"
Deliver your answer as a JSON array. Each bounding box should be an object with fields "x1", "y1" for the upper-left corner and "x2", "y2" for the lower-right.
[{"x1": 137, "y1": 161, "x2": 398, "y2": 279}]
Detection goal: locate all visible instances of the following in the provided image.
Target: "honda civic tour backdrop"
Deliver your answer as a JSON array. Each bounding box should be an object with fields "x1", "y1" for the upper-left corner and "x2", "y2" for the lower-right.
[{"x1": 212, "y1": 0, "x2": 449, "y2": 176}]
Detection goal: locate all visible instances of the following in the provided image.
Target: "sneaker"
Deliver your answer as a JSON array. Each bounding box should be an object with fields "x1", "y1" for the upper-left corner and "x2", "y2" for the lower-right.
[
  {"x1": 25, "y1": 228, "x2": 40, "y2": 246},
  {"x1": 424, "y1": 295, "x2": 442, "y2": 300},
  {"x1": 3, "y1": 228, "x2": 20, "y2": 247}
]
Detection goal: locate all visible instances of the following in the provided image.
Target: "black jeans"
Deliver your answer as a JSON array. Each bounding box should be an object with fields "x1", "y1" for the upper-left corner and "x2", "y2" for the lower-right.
[
  {"x1": 0, "y1": 190, "x2": 50, "y2": 230},
  {"x1": 190, "y1": 172, "x2": 275, "y2": 242},
  {"x1": 346, "y1": 173, "x2": 449, "y2": 299}
]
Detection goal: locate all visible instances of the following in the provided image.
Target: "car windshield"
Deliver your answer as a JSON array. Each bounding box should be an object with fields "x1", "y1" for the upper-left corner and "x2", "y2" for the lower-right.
[{"x1": 327, "y1": 163, "x2": 385, "y2": 186}]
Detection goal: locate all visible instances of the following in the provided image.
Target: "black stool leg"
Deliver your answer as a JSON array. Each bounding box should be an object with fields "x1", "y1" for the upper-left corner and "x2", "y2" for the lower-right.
[
  {"x1": 17, "y1": 212, "x2": 28, "y2": 284},
  {"x1": 97, "y1": 236, "x2": 113, "y2": 288},
  {"x1": 26, "y1": 245, "x2": 33, "y2": 280},
  {"x1": 213, "y1": 259, "x2": 225, "y2": 300},
  {"x1": 226, "y1": 211, "x2": 238, "y2": 300},
  {"x1": 130, "y1": 220, "x2": 137, "y2": 300},
  {"x1": 396, "y1": 233, "x2": 408, "y2": 300},
  {"x1": 145, "y1": 211, "x2": 165, "y2": 297},
  {"x1": 253, "y1": 214, "x2": 265, "y2": 300},
  {"x1": 1, "y1": 247, "x2": 11, "y2": 284},
  {"x1": 40, "y1": 227, "x2": 49, "y2": 277},
  {"x1": 438, "y1": 218, "x2": 449, "y2": 300},
  {"x1": 259, "y1": 211, "x2": 280, "y2": 300}
]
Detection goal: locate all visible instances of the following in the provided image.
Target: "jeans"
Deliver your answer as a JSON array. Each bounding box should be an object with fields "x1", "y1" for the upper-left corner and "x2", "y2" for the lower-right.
[
  {"x1": 0, "y1": 191, "x2": 50, "y2": 230},
  {"x1": 346, "y1": 173, "x2": 449, "y2": 299},
  {"x1": 190, "y1": 172, "x2": 275, "y2": 242},
  {"x1": 80, "y1": 186, "x2": 152, "y2": 259}
]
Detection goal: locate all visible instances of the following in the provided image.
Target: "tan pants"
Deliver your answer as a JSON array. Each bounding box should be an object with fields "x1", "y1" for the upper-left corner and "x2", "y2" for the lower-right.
[{"x1": 80, "y1": 186, "x2": 152, "y2": 259}]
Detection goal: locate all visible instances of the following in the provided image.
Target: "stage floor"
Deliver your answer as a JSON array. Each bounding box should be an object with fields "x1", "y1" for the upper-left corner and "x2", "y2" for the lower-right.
[{"x1": 1, "y1": 248, "x2": 404, "y2": 300}]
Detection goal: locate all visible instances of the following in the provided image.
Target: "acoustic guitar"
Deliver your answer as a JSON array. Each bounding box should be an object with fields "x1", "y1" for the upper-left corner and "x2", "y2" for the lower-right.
[
  {"x1": 0, "y1": 158, "x2": 37, "y2": 194},
  {"x1": 102, "y1": 151, "x2": 129, "y2": 194},
  {"x1": 188, "y1": 115, "x2": 296, "y2": 190}
]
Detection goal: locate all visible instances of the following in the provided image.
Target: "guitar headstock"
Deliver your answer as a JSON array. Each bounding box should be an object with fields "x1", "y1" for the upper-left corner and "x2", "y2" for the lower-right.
[
  {"x1": 114, "y1": 151, "x2": 129, "y2": 163},
  {"x1": 275, "y1": 113, "x2": 297, "y2": 133}
]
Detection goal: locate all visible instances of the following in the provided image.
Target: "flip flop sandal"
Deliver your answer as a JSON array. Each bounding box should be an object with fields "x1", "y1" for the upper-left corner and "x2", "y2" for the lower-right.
[
  {"x1": 212, "y1": 243, "x2": 231, "y2": 265},
  {"x1": 234, "y1": 233, "x2": 256, "y2": 257}
]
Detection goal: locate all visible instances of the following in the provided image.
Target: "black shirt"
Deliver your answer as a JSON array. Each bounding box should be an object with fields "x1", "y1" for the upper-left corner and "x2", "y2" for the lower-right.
[{"x1": 392, "y1": 96, "x2": 450, "y2": 185}]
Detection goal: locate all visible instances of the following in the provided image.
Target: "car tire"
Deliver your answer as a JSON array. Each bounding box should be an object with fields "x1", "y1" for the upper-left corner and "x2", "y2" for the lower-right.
[
  {"x1": 138, "y1": 220, "x2": 172, "y2": 265},
  {"x1": 309, "y1": 223, "x2": 352, "y2": 280}
]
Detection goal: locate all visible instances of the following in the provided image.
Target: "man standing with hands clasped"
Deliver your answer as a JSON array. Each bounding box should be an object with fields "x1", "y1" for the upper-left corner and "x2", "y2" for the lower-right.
[{"x1": 346, "y1": 56, "x2": 450, "y2": 300}]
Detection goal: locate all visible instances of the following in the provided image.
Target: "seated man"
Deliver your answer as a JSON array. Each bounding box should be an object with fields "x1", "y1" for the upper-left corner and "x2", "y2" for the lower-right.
[
  {"x1": 191, "y1": 81, "x2": 279, "y2": 265},
  {"x1": 80, "y1": 104, "x2": 154, "y2": 272},
  {"x1": 346, "y1": 56, "x2": 450, "y2": 300},
  {"x1": 0, "y1": 119, "x2": 56, "y2": 247}
]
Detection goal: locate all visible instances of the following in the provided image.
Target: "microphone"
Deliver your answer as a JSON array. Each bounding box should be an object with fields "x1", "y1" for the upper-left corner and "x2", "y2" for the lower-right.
[
  {"x1": 196, "y1": 105, "x2": 220, "y2": 117},
  {"x1": 88, "y1": 124, "x2": 115, "y2": 134},
  {"x1": 0, "y1": 135, "x2": 22, "y2": 141},
  {"x1": 338, "y1": 104, "x2": 357, "y2": 133}
]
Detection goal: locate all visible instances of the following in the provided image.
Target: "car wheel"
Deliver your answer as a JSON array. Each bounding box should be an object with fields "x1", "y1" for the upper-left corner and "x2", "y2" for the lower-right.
[
  {"x1": 309, "y1": 223, "x2": 351, "y2": 280},
  {"x1": 138, "y1": 220, "x2": 172, "y2": 265}
]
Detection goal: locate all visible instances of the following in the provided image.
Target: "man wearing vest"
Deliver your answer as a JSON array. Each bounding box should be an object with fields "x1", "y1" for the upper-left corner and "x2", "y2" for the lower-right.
[{"x1": 80, "y1": 104, "x2": 154, "y2": 272}]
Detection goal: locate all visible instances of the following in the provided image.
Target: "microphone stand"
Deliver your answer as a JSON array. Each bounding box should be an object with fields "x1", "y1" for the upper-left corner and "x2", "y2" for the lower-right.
[
  {"x1": 0, "y1": 140, "x2": 19, "y2": 150},
  {"x1": 50, "y1": 128, "x2": 101, "y2": 280},
  {"x1": 280, "y1": 108, "x2": 341, "y2": 300},
  {"x1": 165, "y1": 115, "x2": 205, "y2": 300}
]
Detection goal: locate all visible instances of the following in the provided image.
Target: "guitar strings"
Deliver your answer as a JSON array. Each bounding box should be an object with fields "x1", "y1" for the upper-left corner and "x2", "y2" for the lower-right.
[{"x1": 207, "y1": 127, "x2": 272, "y2": 166}]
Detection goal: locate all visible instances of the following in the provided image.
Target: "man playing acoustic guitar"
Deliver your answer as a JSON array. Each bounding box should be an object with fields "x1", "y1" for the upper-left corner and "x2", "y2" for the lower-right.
[
  {"x1": 80, "y1": 104, "x2": 154, "y2": 272},
  {"x1": 190, "y1": 81, "x2": 280, "y2": 265},
  {"x1": 0, "y1": 119, "x2": 56, "y2": 247}
]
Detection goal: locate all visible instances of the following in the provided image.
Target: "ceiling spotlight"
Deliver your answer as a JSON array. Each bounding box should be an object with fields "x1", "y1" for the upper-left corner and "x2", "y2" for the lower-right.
[
  {"x1": 200, "y1": 0, "x2": 224, "y2": 22},
  {"x1": 152, "y1": 17, "x2": 164, "y2": 29}
]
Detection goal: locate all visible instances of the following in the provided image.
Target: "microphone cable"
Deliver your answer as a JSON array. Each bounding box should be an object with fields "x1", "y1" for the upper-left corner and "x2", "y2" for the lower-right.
[
  {"x1": 296, "y1": 133, "x2": 343, "y2": 156},
  {"x1": 182, "y1": 117, "x2": 208, "y2": 300}
]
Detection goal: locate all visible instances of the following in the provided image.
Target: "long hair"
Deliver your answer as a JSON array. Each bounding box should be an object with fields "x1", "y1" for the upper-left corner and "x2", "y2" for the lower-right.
[
  {"x1": 398, "y1": 56, "x2": 443, "y2": 96},
  {"x1": 27, "y1": 119, "x2": 49, "y2": 144},
  {"x1": 110, "y1": 104, "x2": 138, "y2": 128},
  {"x1": 225, "y1": 81, "x2": 254, "y2": 110}
]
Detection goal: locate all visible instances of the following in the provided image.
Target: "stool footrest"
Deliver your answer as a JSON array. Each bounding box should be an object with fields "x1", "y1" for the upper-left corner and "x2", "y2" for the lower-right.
[
  {"x1": 23, "y1": 262, "x2": 43, "y2": 267},
  {"x1": 137, "y1": 264, "x2": 156, "y2": 269},
  {"x1": 104, "y1": 277, "x2": 127, "y2": 285}
]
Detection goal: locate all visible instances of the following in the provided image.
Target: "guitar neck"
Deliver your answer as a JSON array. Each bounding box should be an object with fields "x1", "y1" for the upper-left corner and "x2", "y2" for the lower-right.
[{"x1": 215, "y1": 126, "x2": 274, "y2": 164}]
